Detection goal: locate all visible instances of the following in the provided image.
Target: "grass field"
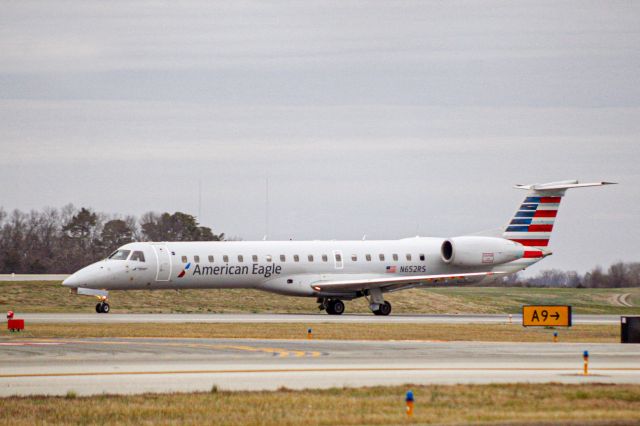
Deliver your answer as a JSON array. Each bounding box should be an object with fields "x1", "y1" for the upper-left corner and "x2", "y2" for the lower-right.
[
  {"x1": 1, "y1": 280, "x2": 638, "y2": 315},
  {"x1": 2, "y1": 383, "x2": 639, "y2": 425},
  {"x1": 1, "y1": 322, "x2": 618, "y2": 342}
]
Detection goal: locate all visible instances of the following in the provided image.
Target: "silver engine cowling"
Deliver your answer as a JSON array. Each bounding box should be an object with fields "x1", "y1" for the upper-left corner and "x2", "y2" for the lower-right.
[{"x1": 441, "y1": 236, "x2": 524, "y2": 267}]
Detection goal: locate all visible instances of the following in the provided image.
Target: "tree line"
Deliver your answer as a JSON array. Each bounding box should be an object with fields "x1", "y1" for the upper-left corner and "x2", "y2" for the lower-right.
[
  {"x1": 0, "y1": 205, "x2": 224, "y2": 273},
  {"x1": 1, "y1": 205, "x2": 637, "y2": 287},
  {"x1": 501, "y1": 262, "x2": 640, "y2": 288}
]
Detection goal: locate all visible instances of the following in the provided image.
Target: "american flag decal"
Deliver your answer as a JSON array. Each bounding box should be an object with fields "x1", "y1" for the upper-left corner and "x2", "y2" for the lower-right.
[{"x1": 386, "y1": 266, "x2": 397, "y2": 273}]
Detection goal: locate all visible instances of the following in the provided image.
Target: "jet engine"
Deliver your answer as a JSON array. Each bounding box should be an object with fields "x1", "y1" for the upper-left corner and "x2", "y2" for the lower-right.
[{"x1": 440, "y1": 236, "x2": 524, "y2": 267}]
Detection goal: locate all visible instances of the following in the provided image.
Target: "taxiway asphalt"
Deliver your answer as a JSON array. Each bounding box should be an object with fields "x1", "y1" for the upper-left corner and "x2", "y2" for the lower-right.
[{"x1": 1, "y1": 337, "x2": 638, "y2": 396}]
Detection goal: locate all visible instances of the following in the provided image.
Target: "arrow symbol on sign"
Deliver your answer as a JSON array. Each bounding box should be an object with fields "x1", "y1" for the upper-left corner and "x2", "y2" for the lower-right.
[{"x1": 551, "y1": 312, "x2": 560, "y2": 320}]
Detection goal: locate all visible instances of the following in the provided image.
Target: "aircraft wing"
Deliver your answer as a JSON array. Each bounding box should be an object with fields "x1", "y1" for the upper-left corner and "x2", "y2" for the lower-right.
[{"x1": 311, "y1": 271, "x2": 505, "y2": 293}]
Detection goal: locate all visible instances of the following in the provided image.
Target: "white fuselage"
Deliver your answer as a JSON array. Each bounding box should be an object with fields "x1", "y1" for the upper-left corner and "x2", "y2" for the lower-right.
[
  {"x1": 61, "y1": 179, "x2": 612, "y2": 315},
  {"x1": 62, "y1": 237, "x2": 532, "y2": 297}
]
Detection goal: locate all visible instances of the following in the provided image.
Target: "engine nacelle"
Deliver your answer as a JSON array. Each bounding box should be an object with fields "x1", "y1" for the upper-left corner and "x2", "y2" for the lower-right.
[{"x1": 441, "y1": 236, "x2": 524, "y2": 267}]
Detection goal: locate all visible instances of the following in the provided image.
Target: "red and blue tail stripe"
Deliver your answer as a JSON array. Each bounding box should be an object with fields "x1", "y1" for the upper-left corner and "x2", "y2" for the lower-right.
[{"x1": 503, "y1": 196, "x2": 562, "y2": 248}]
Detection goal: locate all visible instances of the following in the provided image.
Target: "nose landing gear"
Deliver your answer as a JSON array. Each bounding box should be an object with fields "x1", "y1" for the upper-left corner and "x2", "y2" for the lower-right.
[{"x1": 95, "y1": 301, "x2": 110, "y2": 314}]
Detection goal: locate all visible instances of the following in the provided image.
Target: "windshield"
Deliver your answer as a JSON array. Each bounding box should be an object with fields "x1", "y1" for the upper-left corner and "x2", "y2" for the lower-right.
[
  {"x1": 130, "y1": 251, "x2": 145, "y2": 262},
  {"x1": 108, "y1": 249, "x2": 131, "y2": 260}
]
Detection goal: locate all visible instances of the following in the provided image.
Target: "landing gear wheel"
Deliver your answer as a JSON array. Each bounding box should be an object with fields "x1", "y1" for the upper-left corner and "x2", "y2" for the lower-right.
[
  {"x1": 378, "y1": 301, "x2": 391, "y2": 316},
  {"x1": 97, "y1": 302, "x2": 110, "y2": 314},
  {"x1": 95, "y1": 303, "x2": 101, "y2": 313},
  {"x1": 332, "y1": 299, "x2": 345, "y2": 315},
  {"x1": 326, "y1": 299, "x2": 345, "y2": 315},
  {"x1": 373, "y1": 301, "x2": 392, "y2": 316}
]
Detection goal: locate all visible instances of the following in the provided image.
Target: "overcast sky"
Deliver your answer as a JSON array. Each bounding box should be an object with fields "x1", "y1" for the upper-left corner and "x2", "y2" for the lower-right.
[{"x1": 1, "y1": 1, "x2": 639, "y2": 275}]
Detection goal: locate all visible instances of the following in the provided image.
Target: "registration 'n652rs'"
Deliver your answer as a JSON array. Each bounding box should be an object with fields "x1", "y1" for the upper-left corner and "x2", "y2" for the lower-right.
[{"x1": 400, "y1": 266, "x2": 426, "y2": 273}]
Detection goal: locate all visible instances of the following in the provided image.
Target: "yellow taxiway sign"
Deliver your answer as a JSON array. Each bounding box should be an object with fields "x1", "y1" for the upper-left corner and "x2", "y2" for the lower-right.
[{"x1": 522, "y1": 305, "x2": 572, "y2": 327}]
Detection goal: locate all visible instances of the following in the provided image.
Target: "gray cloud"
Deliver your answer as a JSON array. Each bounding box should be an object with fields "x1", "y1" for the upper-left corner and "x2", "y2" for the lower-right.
[{"x1": 0, "y1": 0, "x2": 639, "y2": 275}]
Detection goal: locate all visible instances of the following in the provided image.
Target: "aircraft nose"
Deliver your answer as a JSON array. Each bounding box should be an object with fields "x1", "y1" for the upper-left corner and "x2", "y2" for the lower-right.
[
  {"x1": 62, "y1": 263, "x2": 105, "y2": 288},
  {"x1": 62, "y1": 273, "x2": 80, "y2": 288}
]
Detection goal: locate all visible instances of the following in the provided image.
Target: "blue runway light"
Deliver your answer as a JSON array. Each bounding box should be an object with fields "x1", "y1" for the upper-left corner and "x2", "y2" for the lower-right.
[{"x1": 405, "y1": 390, "x2": 414, "y2": 402}]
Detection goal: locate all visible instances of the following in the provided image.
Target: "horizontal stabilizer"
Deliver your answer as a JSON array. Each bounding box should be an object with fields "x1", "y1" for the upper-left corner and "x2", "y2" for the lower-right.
[{"x1": 514, "y1": 180, "x2": 617, "y2": 192}]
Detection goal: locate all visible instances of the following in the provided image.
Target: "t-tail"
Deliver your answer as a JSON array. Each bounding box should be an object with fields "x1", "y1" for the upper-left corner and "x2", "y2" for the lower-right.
[{"x1": 502, "y1": 180, "x2": 616, "y2": 258}]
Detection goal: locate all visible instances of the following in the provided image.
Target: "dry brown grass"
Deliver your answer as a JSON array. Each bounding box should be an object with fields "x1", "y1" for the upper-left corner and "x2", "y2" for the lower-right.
[
  {"x1": 1, "y1": 383, "x2": 639, "y2": 425},
  {"x1": 2, "y1": 281, "x2": 639, "y2": 315},
  {"x1": 2, "y1": 322, "x2": 619, "y2": 342}
]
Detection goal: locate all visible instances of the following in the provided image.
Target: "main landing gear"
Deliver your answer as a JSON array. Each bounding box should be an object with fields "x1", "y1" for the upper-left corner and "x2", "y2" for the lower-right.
[
  {"x1": 367, "y1": 288, "x2": 392, "y2": 316},
  {"x1": 318, "y1": 298, "x2": 345, "y2": 315},
  {"x1": 95, "y1": 301, "x2": 110, "y2": 314},
  {"x1": 372, "y1": 301, "x2": 392, "y2": 316}
]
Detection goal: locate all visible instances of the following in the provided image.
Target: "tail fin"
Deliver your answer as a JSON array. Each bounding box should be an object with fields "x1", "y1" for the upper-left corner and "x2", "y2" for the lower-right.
[{"x1": 503, "y1": 179, "x2": 616, "y2": 250}]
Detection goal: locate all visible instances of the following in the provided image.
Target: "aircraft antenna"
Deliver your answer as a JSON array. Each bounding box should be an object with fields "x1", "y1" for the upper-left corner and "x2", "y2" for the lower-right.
[
  {"x1": 198, "y1": 179, "x2": 202, "y2": 221},
  {"x1": 265, "y1": 177, "x2": 269, "y2": 239}
]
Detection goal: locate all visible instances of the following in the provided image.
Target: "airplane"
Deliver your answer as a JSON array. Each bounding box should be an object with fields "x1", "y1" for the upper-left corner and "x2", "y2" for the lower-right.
[{"x1": 62, "y1": 179, "x2": 615, "y2": 315}]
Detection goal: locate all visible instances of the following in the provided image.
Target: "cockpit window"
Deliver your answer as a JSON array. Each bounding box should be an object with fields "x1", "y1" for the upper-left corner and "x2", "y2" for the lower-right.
[
  {"x1": 108, "y1": 250, "x2": 131, "y2": 260},
  {"x1": 130, "y1": 251, "x2": 145, "y2": 262}
]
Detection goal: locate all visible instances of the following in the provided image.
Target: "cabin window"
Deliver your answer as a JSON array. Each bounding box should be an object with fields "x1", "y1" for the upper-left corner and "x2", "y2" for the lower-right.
[
  {"x1": 266, "y1": 255, "x2": 272, "y2": 262},
  {"x1": 208, "y1": 255, "x2": 214, "y2": 263},
  {"x1": 419, "y1": 254, "x2": 425, "y2": 261},
  {"x1": 130, "y1": 251, "x2": 145, "y2": 262},
  {"x1": 379, "y1": 254, "x2": 385, "y2": 261},
  {"x1": 194, "y1": 255, "x2": 200, "y2": 263},
  {"x1": 252, "y1": 255, "x2": 258, "y2": 262},
  {"x1": 335, "y1": 253, "x2": 342, "y2": 262},
  {"x1": 108, "y1": 250, "x2": 131, "y2": 261},
  {"x1": 406, "y1": 254, "x2": 412, "y2": 261},
  {"x1": 238, "y1": 255, "x2": 244, "y2": 262},
  {"x1": 322, "y1": 254, "x2": 328, "y2": 262},
  {"x1": 223, "y1": 255, "x2": 229, "y2": 262},
  {"x1": 280, "y1": 254, "x2": 286, "y2": 262},
  {"x1": 351, "y1": 254, "x2": 357, "y2": 261},
  {"x1": 293, "y1": 255, "x2": 300, "y2": 262},
  {"x1": 366, "y1": 254, "x2": 371, "y2": 261},
  {"x1": 308, "y1": 254, "x2": 314, "y2": 262},
  {"x1": 181, "y1": 255, "x2": 188, "y2": 263},
  {"x1": 392, "y1": 254, "x2": 398, "y2": 261}
]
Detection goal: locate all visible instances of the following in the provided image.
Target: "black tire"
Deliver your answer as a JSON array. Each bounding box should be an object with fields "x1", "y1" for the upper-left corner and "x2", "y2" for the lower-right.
[
  {"x1": 326, "y1": 299, "x2": 345, "y2": 315},
  {"x1": 95, "y1": 303, "x2": 101, "y2": 313},
  {"x1": 378, "y1": 301, "x2": 392, "y2": 316},
  {"x1": 101, "y1": 302, "x2": 110, "y2": 314},
  {"x1": 332, "y1": 300, "x2": 345, "y2": 315}
]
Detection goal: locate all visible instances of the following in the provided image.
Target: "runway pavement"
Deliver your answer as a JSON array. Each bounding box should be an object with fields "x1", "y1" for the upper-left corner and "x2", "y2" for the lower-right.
[
  {"x1": 1, "y1": 337, "x2": 638, "y2": 396},
  {"x1": 0, "y1": 274, "x2": 68, "y2": 281},
  {"x1": 16, "y1": 312, "x2": 622, "y2": 324}
]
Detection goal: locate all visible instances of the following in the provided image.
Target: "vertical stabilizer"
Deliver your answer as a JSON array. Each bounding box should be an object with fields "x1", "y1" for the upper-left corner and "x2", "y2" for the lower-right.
[{"x1": 503, "y1": 180, "x2": 615, "y2": 250}]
